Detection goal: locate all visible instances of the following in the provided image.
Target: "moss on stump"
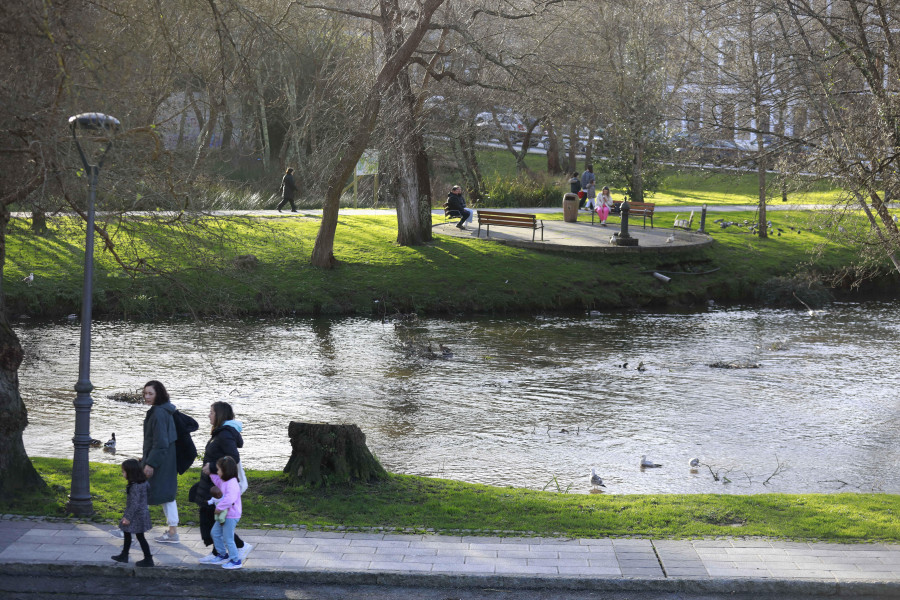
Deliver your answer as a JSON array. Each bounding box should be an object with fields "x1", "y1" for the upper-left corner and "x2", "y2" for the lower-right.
[{"x1": 283, "y1": 422, "x2": 387, "y2": 486}]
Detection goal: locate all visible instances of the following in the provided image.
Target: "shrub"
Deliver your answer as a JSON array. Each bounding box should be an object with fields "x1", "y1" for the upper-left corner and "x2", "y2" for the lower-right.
[{"x1": 481, "y1": 174, "x2": 564, "y2": 208}]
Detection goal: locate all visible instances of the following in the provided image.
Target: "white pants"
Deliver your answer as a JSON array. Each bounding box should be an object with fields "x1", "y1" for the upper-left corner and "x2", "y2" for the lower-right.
[{"x1": 161, "y1": 500, "x2": 179, "y2": 527}]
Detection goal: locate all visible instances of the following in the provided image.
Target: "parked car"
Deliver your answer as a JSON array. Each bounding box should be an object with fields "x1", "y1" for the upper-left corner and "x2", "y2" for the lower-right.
[{"x1": 475, "y1": 111, "x2": 526, "y2": 141}]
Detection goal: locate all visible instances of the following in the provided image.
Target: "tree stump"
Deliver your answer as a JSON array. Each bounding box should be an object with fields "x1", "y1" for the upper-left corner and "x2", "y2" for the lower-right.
[{"x1": 284, "y1": 422, "x2": 387, "y2": 486}]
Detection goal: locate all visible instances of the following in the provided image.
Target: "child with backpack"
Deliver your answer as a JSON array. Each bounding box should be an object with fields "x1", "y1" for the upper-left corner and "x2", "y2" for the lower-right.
[
  {"x1": 111, "y1": 459, "x2": 154, "y2": 567},
  {"x1": 205, "y1": 455, "x2": 244, "y2": 569}
]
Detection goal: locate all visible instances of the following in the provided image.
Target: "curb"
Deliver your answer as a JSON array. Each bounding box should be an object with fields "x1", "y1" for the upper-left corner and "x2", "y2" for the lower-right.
[{"x1": 4, "y1": 561, "x2": 900, "y2": 597}]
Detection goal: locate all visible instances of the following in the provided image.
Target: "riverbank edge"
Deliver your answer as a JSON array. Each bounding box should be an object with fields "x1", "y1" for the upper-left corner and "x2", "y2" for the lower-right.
[
  {"x1": 6, "y1": 458, "x2": 900, "y2": 543},
  {"x1": 5, "y1": 211, "x2": 899, "y2": 320}
]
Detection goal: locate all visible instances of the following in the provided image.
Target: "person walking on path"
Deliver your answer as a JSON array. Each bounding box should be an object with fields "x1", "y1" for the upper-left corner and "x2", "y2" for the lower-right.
[
  {"x1": 277, "y1": 167, "x2": 298, "y2": 213},
  {"x1": 446, "y1": 185, "x2": 472, "y2": 230},
  {"x1": 193, "y1": 401, "x2": 250, "y2": 563},
  {"x1": 596, "y1": 185, "x2": 612, "y2": 225},
  {"x1": 111, "y1": 459, "x2": 154, "y2": 567},
  {"x1": 581, "y1": 166, "x2": 596, "y2": 211},
  {"x1": 141, "y1": 380, "x2": 181, "y2": 544},
  {"x1": 207, "y1": 456, "x2": 244, "y2": 569}
]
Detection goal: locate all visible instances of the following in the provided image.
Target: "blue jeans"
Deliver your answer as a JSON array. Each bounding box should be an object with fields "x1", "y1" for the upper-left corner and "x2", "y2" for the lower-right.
[{"x1": 211, "y1": 517, "x2": 239, "y2": 561}]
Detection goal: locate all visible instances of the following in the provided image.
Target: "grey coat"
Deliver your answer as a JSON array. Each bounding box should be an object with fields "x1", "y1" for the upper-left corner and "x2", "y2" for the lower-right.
[
  {"x1": 120, "y1": 481, "x2": 152, "y2": 534},
  {"x1": 142, "y1": 402, "x2": 178, "y2": 505}
]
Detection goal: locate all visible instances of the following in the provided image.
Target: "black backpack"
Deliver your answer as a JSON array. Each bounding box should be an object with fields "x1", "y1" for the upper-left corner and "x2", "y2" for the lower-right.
[{"x1": 172, "y1": 410, "x2": 199, "y2": 475}]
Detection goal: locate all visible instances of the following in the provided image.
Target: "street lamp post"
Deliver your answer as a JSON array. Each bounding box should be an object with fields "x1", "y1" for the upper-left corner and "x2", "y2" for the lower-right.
[{"x1": 66, "y1": 112, "x2": 120, "y2": 516}]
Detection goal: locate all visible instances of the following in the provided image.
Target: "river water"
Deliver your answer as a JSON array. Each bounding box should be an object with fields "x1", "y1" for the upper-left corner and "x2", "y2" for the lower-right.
[{"x1": 16, "y1": 302, "x2": 900, "y2": 495}]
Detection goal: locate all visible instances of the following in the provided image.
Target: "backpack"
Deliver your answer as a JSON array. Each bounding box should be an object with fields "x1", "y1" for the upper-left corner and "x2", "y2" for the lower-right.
[{"x1": 172, "y1": 410, "x2": 199, "y2": 475}]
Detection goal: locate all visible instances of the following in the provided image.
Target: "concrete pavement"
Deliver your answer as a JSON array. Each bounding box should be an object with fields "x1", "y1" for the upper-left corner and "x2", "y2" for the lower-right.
[{"x1": 2, "y1": 517, "x2": 899, "y2": 597}]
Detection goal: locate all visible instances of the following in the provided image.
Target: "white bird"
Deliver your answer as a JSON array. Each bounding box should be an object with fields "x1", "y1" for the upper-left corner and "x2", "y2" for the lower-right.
[
  {"x1": 66, "y1": 314, "x2": 78, "y2": 321},
  {"x1": 665, "y1": 235, "x2": 674, "y2": 243},
  {"x1": 640, "y1": 455, "x2": 662, "y2": 468},
  {"x1": 22, "y1": 273, "x2": 34, "y2": 284},
  {"x1": 103, "y1": 433, "x2": 116, "y2": 450},
  {"x1": 689, "y1": 458, "x2": 700, "y2": 468},
  {"x1": 590, "y1": 468, "x2": 606, "y2": 488}
]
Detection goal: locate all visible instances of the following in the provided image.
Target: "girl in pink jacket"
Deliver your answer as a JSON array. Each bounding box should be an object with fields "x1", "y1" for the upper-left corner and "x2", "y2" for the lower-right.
[{"x1": 208, "y1": 456, "x2": 243, "y2": 569}]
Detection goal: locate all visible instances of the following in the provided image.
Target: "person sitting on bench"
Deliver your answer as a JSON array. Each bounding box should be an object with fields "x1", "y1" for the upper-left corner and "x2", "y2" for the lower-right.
[{"x1": 446, "y1": 185, "x2": 472, "y2": 230}]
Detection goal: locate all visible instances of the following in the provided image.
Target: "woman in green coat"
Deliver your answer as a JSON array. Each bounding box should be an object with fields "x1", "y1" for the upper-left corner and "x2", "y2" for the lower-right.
[{"x1": 141, "y1": 380, "x2": 180, "y2": 544}]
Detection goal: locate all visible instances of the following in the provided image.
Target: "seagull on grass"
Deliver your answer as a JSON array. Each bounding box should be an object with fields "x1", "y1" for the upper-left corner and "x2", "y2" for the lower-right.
[{"x1": 22, "y1": 273, "x2": 34, "y2": 284}]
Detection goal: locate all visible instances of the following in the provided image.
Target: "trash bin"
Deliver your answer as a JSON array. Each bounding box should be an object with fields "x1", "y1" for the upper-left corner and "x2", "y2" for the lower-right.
[{"x1": 563, "y1": 192, "x2": 579, "y2": 223}]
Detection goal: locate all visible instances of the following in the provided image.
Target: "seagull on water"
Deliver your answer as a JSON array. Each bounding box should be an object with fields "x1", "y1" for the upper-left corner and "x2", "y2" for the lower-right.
[
  {"x1": 640, "y1": 455, "x2": 662, "y2": 468},
  {"x1": 689, "y1": 458, "x2": 700, "y2": 468},
  {"x1": 590, "y1": 468, "x2": 606, "y2": 489}
]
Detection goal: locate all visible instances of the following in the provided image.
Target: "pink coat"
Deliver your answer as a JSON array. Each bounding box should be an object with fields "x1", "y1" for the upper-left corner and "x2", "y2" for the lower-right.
[{"x1": 209, "y1": 473, "x2": 242, "y2": 519}]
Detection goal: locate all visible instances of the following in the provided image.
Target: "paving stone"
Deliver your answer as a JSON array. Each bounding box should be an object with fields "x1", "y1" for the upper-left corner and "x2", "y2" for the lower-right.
[{"x1": 559, "y1": 565, "x2": 621, "y2": 576}]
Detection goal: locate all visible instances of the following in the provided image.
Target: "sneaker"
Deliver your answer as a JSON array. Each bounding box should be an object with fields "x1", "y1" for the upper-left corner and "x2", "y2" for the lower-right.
[
  {"x1": 198, "y1": 553, "x2": 222, "y2": 564},
  {"x1": 222, "y1": 559, "x2": 242, "y2": 570},
  {"x1": 136, "y1": 557, "x2": 155, "y2": 567},
  {"x1": 238, "y1": 543, "x2": 254, "y2": 561},
  {"x1": 212, "y1": 554, "x2": 232, "y2": 565},
  {"x1": 155, "y1": 532, "x2": 180, "y2": 544},
  {"x1": 111, "y1": 552, "x2": 128, "y2": 563}
]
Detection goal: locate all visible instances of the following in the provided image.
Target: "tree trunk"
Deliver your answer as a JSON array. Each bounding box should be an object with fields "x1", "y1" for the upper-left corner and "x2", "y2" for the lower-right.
[
  {"x1": 567, "y1": 123, "x2": 577, "y2": 173},
  {"x1": 757, "y1": 136, "x2": 768, "y2": 239},
  {"x1": 31, "y1": 210, "x2": 48, "y2": 234},
  {"x1": 546, "y1": 123, "x2": 561, "y2": 175},
  {"x1": 0, "y1": 206, "x2": 45, "y2": 500},
  {"x1": 284, "y1": 422, "x2": 387, "y2": 486},
  {"x1": 584, "y1": 127, "x2": 596, "y2": 168},
  {"x1": 310, "y1": 0, "x2": 445, "y2": 268},
  {"x1": 631, "y1": 140, "x2": 644, "y2": 202}
]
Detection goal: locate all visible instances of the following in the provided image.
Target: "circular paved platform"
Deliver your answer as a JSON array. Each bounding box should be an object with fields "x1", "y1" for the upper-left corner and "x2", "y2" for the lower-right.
[{"x1": 434, "y1": 216, "x2": 713, "y2": 253}]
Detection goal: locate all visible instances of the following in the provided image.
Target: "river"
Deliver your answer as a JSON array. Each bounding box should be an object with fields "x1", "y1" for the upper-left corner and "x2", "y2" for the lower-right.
[{"x1": 16, "y1": 302, "x2": 900, "y2": 494}]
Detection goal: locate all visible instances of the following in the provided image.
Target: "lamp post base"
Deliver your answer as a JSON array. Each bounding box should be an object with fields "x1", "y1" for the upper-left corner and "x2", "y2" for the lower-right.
[
  {"x1": 613, "y1": 235, "x2": 639, "y2": 246},
  {"x1": 65, "y1": 497, "x2": 94, "y2": 517}
]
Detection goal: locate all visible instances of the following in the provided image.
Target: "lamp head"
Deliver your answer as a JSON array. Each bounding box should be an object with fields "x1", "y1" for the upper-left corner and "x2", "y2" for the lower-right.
[{"x1": 68, "y1": 113, "x2": 120, "y2": 134}]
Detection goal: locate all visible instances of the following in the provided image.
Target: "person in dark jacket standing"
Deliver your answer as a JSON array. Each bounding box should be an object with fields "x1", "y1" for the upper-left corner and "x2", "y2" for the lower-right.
[
  {"x1": 277, "y1": 167, "x2": 298, "y2": 213},
  {"x1": 141, "y1": 380, "x2": 180, "y2": 544},
  {"x1": 194, "y1": 401, "x2": 251, "y2": 563},
  {"x1": 446, "y1": 185, "x2": 471, "y2": 230}
]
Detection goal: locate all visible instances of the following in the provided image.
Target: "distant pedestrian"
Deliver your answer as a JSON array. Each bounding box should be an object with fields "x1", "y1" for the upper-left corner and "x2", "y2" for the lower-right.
[
  {"x1": 208, "y1": 456, "x2": 244, "y2": 569},
  {"x1": 569, "y1": 172, "x2": 585, "y2": 208},
  {"x1": 277, "y1": 168, "x2": 298, "y2": 213},
  {"x1": 581, "y1": 166, "x2": 596, "y2": 210},
  {"x1": 141, "y1": 380, "x2": 181, "y2": 544},
  {"x1": 111, "y1": 459, "x2": 154, "y2": 567},
  {"x1": 446, "y1": 185, "x2": 472, "y2": 230}
]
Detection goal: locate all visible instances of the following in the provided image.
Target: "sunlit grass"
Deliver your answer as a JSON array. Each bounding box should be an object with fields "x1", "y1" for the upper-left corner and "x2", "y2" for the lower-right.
[{"x1": 6, "y1": 458, "x2": 899, "y2": 542}]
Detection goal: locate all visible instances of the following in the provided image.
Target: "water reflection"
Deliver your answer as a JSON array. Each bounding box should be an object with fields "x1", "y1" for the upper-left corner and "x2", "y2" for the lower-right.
[{"x1": 16, "y1": 303, "x2": 900, "y2": 494}]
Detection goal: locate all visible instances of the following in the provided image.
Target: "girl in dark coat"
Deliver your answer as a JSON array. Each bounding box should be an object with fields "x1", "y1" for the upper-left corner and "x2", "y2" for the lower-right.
[
  {"x1": 194, "y1": 401, "x2": 250, "y2": 563},
  {"x1": 141, "y1": 380, "x2": 180, "y2": 544},
  {"x1": 277, "y1": 168, "x2": 298, "y2": 212},
  {"x1": 111, "y1": 459, "x2": 154, "y2": 567}
]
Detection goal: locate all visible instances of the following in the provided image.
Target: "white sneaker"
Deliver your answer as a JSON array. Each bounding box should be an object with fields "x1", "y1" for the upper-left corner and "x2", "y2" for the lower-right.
[
  {"x1": 222, "y1": 558, "x2": 243, "y2": 570},
  {"x1": 155, "y1": 532, "x2": 180, "y2": 544},
  {"x1": 198, "y1": 553, "x2": 221, "y2": 564},
  {"x1": 212, "y1": 554, "x2": 232, "y2": 565},
  {"x1": 238, "y1": 543, "x2": 254, "y2": 561}
]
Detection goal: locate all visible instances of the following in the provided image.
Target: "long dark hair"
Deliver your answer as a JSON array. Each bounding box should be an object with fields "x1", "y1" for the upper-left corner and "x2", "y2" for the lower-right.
[
  {"x1": 210, "y1": 401, "x2": 235, "y2": 432},
  {"x1": 143, "y1": 380, "x2": 170, "y2": 406},
  {"x1": 121, "y1": 459, "x2": 147, "y2": 484}
]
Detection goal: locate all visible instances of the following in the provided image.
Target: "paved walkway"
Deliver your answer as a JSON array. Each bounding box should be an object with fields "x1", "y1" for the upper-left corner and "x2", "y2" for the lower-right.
[{"x1": 2, "y1": 519, "x2": 898, "y2": 595}]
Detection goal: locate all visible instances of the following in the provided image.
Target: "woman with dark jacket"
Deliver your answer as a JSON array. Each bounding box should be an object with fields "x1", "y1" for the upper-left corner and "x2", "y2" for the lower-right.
[
  {"x1": 194, "y1": 401, "x2": 250, "y2": 563},
  {"x1": 141, "y1": 380, "x2": 180, "y2": 544}
]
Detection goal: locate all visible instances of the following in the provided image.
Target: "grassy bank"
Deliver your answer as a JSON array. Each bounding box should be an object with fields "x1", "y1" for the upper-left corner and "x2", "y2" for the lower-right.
[
  {"x1": 5, "y1": 458, "x2": 898, "y2": 542},
  {"x1": 4, "y1": 207, "x2": 886, "y2": 319}
]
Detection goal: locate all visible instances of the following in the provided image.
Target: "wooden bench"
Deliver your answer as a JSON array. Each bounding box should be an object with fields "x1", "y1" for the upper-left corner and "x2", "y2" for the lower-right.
[
  {"x1": 673, "y1": 211, "x2": 694, "y2": 231},
  {"x1": 593, "y1": 201, "x2": 655, "y2": 228},
  {"x1": 626, "y1": 202, "x2": 656, "y2": 228},
  {"x1": 477, "y1": 210, "x2": 544, "y2": 241}
]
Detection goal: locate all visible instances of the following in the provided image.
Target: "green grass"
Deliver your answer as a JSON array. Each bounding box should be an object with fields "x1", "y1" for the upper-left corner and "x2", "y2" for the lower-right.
[
  {"x1": 2, "y1": 208, "x2": 881, "y2": 319},
  {"x1": 473, "y1": 150, "x2": 846, "y2": 207},
  {"x1": 7, "y1": 458, "x2": 899, "y2": 541}
]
